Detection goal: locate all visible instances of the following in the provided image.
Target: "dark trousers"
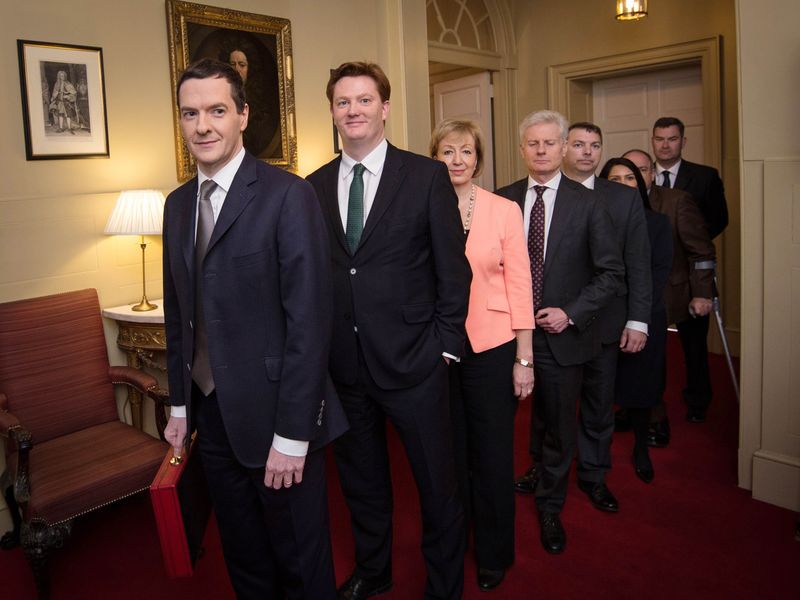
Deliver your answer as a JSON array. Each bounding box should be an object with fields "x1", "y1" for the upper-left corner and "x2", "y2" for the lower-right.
[
  {"x1": 334, "y1": 352, "x2": 464, "y2": 600},
  {"x1": 194, "y1": 387, "x2": 336, "y2": 600},
  {"x1": 449, "y1": 339, "x2": 517, "y2": 570},
  {"x1": 676, "y1": 314, "x2": 712, "y2": 411},
  {"x1": 576, "y1": 342, "x2": 619, "y2": 483},
  {"x1": 531, "y1": 335, "x2": 584, "y2": 514}
]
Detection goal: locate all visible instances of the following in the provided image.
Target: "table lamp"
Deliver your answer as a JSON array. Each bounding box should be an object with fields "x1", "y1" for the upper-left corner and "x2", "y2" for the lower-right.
[{"x1": 105, "y1": 189, "x2": 165, "y2": 311}]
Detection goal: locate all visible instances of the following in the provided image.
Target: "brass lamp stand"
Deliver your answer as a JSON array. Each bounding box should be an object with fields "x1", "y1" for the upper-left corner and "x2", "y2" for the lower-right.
[{"x1": 105, "y1": 190, "x2": 166, "y2": 312}]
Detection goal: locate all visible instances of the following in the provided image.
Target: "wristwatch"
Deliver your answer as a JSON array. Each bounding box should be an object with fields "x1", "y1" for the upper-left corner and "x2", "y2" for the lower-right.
[{"x1": 514, "y1": 357, "x2": 534, "y2": 368}]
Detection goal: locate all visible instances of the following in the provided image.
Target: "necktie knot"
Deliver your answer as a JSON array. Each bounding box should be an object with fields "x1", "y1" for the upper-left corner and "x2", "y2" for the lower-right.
[
  {"x1": 533, "y1": 185, "x2": 547, "y2": 200},
  {"x1": 353, "y1": 163, "x2": 366, "y2": 178},
  {"x1": 662, "y1": 171, "x2": 671, "y2": 188}
]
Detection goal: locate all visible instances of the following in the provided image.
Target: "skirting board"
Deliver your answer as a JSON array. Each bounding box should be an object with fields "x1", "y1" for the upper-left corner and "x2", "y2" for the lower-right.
[{"x1": 752, "y1": 450, "x2": 800, "y2": 511}]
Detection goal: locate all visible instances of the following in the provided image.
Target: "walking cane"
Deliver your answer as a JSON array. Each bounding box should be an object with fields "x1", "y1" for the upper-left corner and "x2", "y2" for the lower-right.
[{"x1": 695, "y1": 260, "x2": 740, "y2": 402}]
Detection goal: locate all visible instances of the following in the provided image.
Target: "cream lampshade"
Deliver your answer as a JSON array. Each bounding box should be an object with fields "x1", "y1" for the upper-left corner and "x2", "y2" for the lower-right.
[{"x1": 105, "y1": 189, "x2": 166, "y2": 311}]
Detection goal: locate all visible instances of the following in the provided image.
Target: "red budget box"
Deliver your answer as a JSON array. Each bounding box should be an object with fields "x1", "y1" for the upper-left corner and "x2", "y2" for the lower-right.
[{"x1": 149, "y1": 438, "x2": 212, "y2": 578}]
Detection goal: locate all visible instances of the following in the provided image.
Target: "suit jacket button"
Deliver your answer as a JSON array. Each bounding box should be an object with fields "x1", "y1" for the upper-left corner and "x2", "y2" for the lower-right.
[
  {"x1": 350, "y1": 268, "x2": 357, "y2": 275},
  {"x1": 316, "y1": 418, "x2": 322, "y2": 426}
]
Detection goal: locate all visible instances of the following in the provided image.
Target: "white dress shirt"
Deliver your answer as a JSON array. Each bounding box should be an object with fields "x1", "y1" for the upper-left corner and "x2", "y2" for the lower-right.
[
  {"x1": 655, "y1": 160, "x2": 681, "y2": 188},
  {"x1": 522, "y1": 172, "x2": 561, "y2": 262},
  {"x1": 336, "y1": 139, "x2": 388, "y2": 229},
  {"x1": 171, "y1": 146, "x2": 308, "y2": 457}
]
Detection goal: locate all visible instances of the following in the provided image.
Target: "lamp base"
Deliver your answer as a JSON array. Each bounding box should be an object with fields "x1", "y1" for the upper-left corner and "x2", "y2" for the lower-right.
[{"x1": 132, "y1": 297, "x2": 158, "y2": 312}]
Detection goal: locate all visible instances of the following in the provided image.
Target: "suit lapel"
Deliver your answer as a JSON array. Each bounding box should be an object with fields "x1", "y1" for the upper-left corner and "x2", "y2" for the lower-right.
[
  {"x1": 648, "y1": 186, "x2": 664, "y2": 212},
  {"x1": 675, "y1": 161, "x2": 692, "y2": 190},
  {"x1": 357, "y1": 143, "x2": 404, "y2": 251},
  {"x1": 206, "y1": 154, "x2": 257, "y2": 257},
  {"x1": 180, "y1": 180, "x2": 199, "y2": 278},
  {"x1": 320, "y1": 157, "x2": 349, "y2": 253},
  {"x1": 543, "y1": 180, "x2": 577, "y2": 277}
]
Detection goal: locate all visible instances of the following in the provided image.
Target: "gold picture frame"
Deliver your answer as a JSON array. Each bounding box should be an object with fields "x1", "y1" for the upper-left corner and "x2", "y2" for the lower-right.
[{"x1": 166, "y1": 0, "x2": 297, "y2": 181}]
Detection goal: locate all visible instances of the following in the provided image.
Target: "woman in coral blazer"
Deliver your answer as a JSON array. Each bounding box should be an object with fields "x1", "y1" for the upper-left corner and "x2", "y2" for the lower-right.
[{"x1": 430, "y1": 119, "x2": 534, "y2": 592}]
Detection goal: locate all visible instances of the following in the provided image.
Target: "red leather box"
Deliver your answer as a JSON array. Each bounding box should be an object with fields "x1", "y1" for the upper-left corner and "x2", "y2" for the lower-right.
[{"x1": 149, "y1": 439, "x2": 212, "y2": 578}]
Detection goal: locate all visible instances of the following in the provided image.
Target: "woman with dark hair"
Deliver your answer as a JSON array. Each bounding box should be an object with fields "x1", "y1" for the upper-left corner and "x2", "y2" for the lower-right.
[
  {"x1": 430, "y1": 118, "x2": 534, "y2": 591},
  {"x1": 599, "y1": 157, "x2": 672, "y2": 483}
]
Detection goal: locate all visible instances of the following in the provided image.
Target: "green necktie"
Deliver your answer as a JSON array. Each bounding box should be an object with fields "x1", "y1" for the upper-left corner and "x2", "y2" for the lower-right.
[{"x1": 346, "y1": 163, "x2": 366, "y2": 253}]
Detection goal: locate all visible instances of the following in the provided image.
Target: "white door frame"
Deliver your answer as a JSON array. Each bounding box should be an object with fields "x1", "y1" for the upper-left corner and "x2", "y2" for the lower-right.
[{"x1": 547, "y1": 37, "x2": 722, "y2": 171}]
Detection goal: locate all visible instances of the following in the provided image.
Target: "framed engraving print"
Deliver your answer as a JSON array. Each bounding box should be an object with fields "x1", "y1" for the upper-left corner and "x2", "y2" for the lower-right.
[{"x1": 17, "y1": 40, "x2": 110, "y2": 160}]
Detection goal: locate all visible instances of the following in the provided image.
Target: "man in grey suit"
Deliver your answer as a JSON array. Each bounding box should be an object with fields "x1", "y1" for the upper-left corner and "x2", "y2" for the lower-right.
[
  {"x1": 561, "y1": 122, "x2": 651, "y2": 512},
  {"x1": 496, "y1": 110, "x2": 623, "y2": 553}
]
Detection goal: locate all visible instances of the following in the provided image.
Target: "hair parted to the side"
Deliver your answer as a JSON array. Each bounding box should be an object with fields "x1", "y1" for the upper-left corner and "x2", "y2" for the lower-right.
[
  {"x1": 429, "y1": 118, "x2": 485, "y2": 178},
  {"x1": 326, "y1": 62, "x2": 391, "y2": 105},
  {"x1": 177, "y1": 58, "x2": 246, "y2": 114},
  {"x1": 518, "y1": 110, "x2": 569, "y2": 143}
]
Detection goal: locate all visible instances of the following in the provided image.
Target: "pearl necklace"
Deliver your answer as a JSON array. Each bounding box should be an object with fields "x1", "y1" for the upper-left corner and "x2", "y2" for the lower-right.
[{"x1": 462, "y1": 184, "x2": 476, "y2": 233}]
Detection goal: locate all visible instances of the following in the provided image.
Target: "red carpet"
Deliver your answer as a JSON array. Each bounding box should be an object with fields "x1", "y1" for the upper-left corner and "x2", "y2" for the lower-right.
[{"x1": 3, "y1": 333, "x2": 798, "y2": 599}]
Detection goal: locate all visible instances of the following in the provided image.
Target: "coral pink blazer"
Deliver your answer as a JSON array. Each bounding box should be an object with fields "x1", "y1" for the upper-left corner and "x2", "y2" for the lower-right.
[{"x1": 464, "y1": 186, "x2": 534, "y2": 353}]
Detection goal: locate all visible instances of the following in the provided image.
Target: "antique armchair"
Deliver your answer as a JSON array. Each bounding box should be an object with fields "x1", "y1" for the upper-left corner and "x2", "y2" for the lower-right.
[{"x1": 0, "y1": 289, "x2": 169, "y2": 598}]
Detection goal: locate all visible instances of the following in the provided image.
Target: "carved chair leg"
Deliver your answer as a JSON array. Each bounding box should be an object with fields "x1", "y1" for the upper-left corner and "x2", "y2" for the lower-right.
[
  {"x1": 0, "y1": 485, "x2": 21, "y2": 549},
  {"x1": 21, "y1": 519, "x2": 72, "y2": 600}
]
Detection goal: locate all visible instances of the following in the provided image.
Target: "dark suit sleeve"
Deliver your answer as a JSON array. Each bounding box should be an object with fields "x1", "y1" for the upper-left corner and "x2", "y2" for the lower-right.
[
  {"x1": 650, "y1": 213, "x2": 673, "y2": 307},
  {"x1": 428, "y1": 161, "x2": 472, "y2": 357},
  {"x1": 621, "y1": 187, "x2": 652, "y2": 325},
  {"x1": 706, "y1": 168, "x2": 728, "y2": 239},
  {"x1": 162, "y1": 191, "x2": 185, "y2": 408},
  {"x1": 273, "y1": 178, "x2": 334, "y2": 441},
  {"x1": 563, "y1": 201, "x2": 625, "y2": 330},
  {"x1": 675, "y1": 191, "x2": 715, "y2": 300}
]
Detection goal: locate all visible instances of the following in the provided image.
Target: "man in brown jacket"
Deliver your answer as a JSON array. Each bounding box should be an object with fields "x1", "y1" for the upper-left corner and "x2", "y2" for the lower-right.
[{"x1": 623, "y1": 149, "x2": 716, "y2": 445}]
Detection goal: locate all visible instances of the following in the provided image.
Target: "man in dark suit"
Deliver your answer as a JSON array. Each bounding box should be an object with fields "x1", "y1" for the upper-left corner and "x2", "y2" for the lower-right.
[
  {"x1": 652, "y1": 116, "x2": 728, "y2": 240},
  {"x1": 558, "y1": 122, "x2": 651, "y2": 512},
  {"x1": 624, "y1": 149, "x2": 716, "y2": 438},
  {"x1": 651, "y1": 117, "x2": 726, "y2": 422},
  {"x1": 307, "y1": 62, "x2": 471, "y2": 600},
  {"x1": 162, "y1": 59, "x2": 347, "y2": 599},
  {"x1": 496, "y1": 110, "x2": 623, "y2": 553}
]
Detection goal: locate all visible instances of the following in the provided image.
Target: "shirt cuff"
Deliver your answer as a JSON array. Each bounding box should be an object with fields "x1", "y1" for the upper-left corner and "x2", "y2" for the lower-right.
[
  {"x1": 272, "y1": 434, "x2": 309, "y2": 457},
  {"x1": 442, "y1": 352, "x2": 460, "y2": 363},
  {"x1": 170, "y1": 405, "x2": 187, "y2": 418},
  {"x1": 625, "y1": 320, "x2": 649, "y2": 335}
]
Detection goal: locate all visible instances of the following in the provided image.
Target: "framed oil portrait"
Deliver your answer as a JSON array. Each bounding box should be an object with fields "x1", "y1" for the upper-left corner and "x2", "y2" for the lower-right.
[
  {"x1": 17, "y1": 40, "x2": 110, "y2": 160},
  {"x1": 166, "y1": 0, "x2": 297, "y2": 181}
]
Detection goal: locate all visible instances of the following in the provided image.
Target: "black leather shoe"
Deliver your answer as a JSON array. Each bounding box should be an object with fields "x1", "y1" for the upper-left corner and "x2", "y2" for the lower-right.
[
  {"x1": 647, "y1": 418, "x2": 671, "y2": 448},
  {"x1": 577, "y1": 480, "x2": 619, "y2": 512},
  {"x1": 477, "y1": 567, "x2": 505, "y2": 591},
  {"x1": 614, "y1": 408, "x2": 632, "y2": 432},
  {"x1": 686, "y1": 407, "x2": 707, "y2": 423},
  {"x1": 538, "y1": 512, "x2": 566, "y2": 554},
  {"x1": 513, "y1": 464, "x2": 539, "y2": 494},
  {"x1": 632, "y1": 449, "x2": 654, "y2": 484},
  {"x1": 337, "y1": 573, "x2": 393, "y2": 600}
]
